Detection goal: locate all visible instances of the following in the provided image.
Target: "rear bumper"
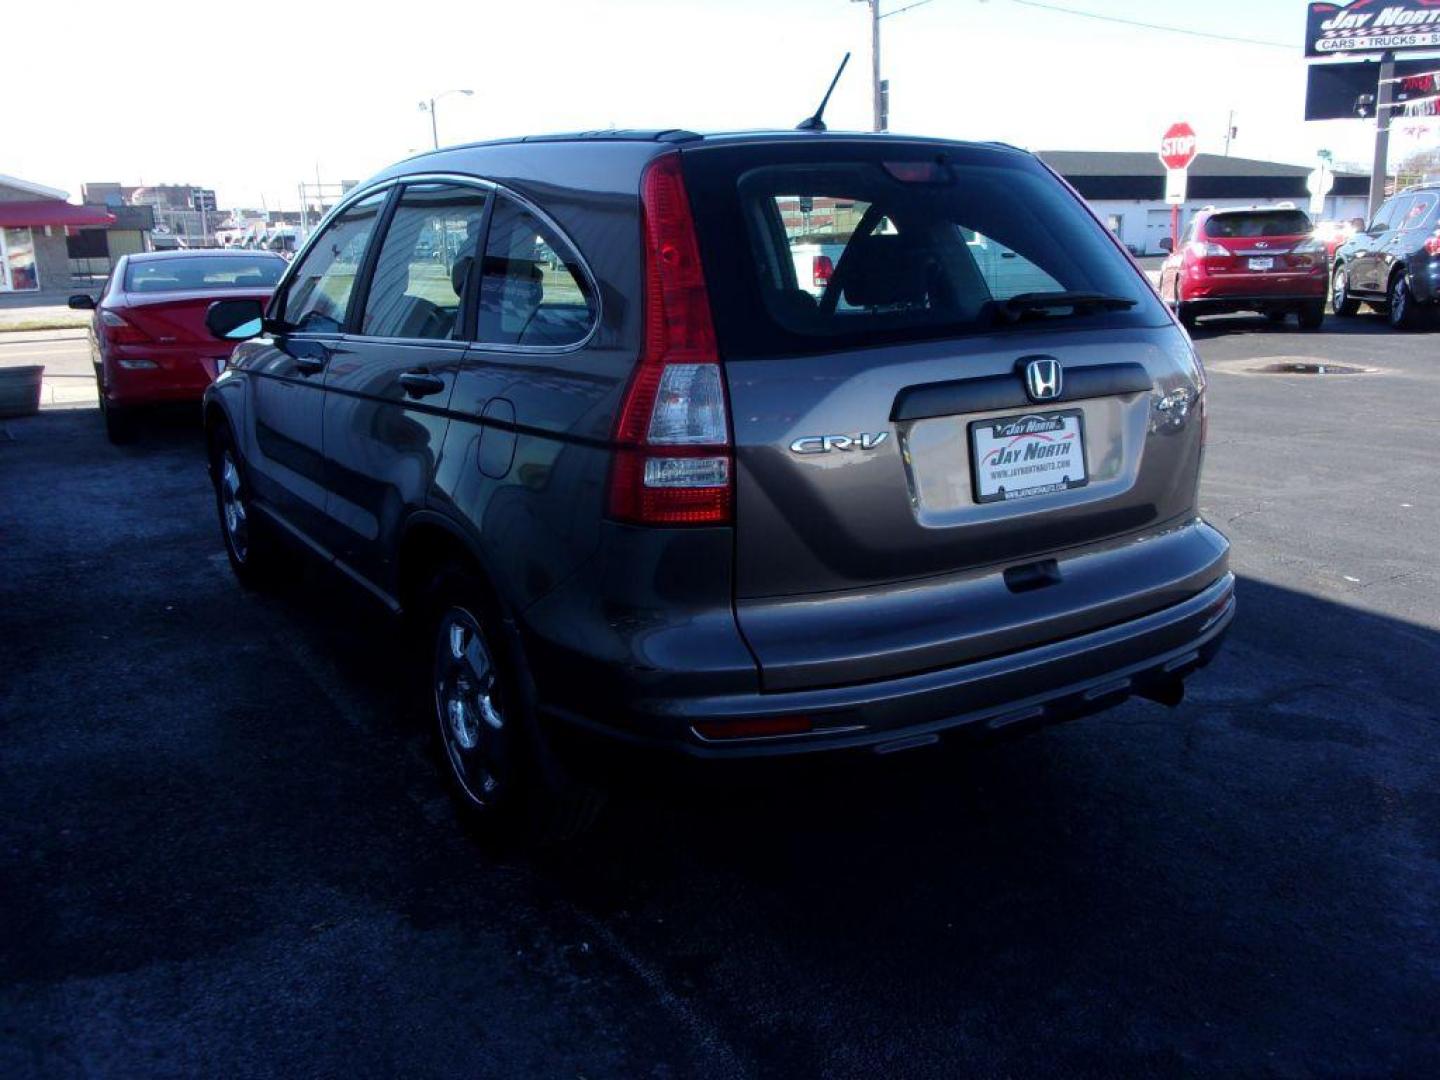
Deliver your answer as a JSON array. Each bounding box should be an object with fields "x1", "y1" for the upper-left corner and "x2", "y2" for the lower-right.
[
  {"x1": 1407, "y1": 257, "x2": 1440, "y2": 304},
  {"x1": 542, "y1": 569, "x2": 1235, "y2": 759},
  {"x1": 103, "y1": 344, "x2": 230, "y2": 406},
  {"x1": 1181, "y1": 269, "x2": 1327, "y2": 306}
]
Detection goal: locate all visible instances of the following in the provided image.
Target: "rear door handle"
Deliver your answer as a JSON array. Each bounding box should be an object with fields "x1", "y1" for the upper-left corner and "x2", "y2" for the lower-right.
[
  {"x1": 399, "y1": 369, "x2": 446, "y2": 398},
  {"x1": 294, "y1": 354, "x2": 326, "y2": 375}
]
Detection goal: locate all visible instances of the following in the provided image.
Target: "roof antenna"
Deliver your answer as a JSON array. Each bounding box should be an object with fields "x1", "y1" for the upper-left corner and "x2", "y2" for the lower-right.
[{"x1": 796, "y1": 53, "x2": 851, "y2": 132}]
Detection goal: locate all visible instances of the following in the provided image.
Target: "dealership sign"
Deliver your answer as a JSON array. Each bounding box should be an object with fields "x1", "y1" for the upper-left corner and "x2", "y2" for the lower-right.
[{"x1": 1306, "y1": 0, "x2": 1440, "y2": 57}]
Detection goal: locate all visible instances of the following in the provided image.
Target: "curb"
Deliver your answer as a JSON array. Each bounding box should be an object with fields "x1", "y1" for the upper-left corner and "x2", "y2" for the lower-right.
[{"x1": 0, "y1": 332, "x2": 88, "y2": 344}]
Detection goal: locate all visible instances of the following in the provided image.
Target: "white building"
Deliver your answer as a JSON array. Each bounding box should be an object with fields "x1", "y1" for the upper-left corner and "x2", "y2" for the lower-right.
[{"x1": 1039, "y1": 152, "x2": 1370, "y2": 256}]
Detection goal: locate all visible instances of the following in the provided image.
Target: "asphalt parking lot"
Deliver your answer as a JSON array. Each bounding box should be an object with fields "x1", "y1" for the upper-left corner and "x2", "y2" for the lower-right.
[{"x1": 2, "y1": 314, "x2": 1438, "y2": 1077}]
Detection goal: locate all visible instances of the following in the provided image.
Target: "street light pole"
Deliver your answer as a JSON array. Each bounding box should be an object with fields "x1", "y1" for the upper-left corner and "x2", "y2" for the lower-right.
[{"x1": 420, "y1": 89, "x2": 474, "y2": 150}]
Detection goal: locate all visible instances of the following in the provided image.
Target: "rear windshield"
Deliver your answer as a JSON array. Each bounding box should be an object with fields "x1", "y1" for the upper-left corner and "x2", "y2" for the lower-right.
[
  {"x1": 125, "y1": 256, "x2": 284, "y2": 293},
  {"x1": 682, "y1": 142, "x2": 1166, "y2": 358},
  {"x1": 1203, "y1": 210, "x2": 1311, "y2": 239}
]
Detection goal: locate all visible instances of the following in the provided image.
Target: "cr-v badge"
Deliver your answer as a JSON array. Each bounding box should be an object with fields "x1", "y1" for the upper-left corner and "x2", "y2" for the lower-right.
[{"x1": 789, "y1": 432, "x2": 890, "y2": 454}]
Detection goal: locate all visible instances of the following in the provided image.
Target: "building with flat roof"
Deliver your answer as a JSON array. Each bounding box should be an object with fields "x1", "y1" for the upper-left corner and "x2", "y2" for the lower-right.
[
  {"x1": 1040, "y1": 152, "x2": 1370, "y2": 256},
  {"x1": 0, "y1": 175, "x2": 115, "y2": 294}
]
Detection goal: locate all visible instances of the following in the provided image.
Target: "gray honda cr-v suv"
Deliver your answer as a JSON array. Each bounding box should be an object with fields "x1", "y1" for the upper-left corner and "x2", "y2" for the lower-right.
[{"x1": 203, "y1": 129, "x2": 1233, "y2": 835}]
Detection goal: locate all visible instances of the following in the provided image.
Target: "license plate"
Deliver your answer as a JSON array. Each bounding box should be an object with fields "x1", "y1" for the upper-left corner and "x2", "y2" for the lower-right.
[
  {"x1": 1248, "y1": 257, "x2": 1274, "y2": 271},
  {"x1": 970, "y1": 410, "x2": 1088, "y2": 504}
]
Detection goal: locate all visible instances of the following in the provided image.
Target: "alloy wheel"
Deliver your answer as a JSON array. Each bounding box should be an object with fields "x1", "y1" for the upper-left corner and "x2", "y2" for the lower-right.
[
  {"x1": 1390, "y1": 277, "x2": 1410, "y2": 328},
  {"x1": 434, "y1": 607, "x2": 509, "y2": 807},
  {"x1": 219, "y1": 451, "x2": 249, "y2": 563}
]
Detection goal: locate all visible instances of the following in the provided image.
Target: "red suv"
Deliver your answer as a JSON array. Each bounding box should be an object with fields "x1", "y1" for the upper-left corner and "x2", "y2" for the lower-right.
[{"x1": 1158, "y1": 206, "x2": 1328, "y2": 332}]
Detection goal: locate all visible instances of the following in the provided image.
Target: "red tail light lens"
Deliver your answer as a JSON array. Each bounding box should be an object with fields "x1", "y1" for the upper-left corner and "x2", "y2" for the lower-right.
[
  {"x1": 812, "y1": 254, "x2": 834, "y2": 289},
  {"x1": 1425, "y1": 230, "x2": 1440, "y2": 257},
  {"x1": 100, "y1": 309, "x2": 150, "y2": 345},
  {"x1": 1187, "y1": 241, "x2": 1231, "y2": 260},
  {"x1": 608, "y1": 152, "x2": 733, "y2": 526}
]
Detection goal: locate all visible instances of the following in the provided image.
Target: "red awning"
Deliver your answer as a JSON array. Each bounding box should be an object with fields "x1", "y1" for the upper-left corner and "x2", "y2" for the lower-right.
[{"x1": 0, "y1": 200, "x2": 116, "y2": 228}]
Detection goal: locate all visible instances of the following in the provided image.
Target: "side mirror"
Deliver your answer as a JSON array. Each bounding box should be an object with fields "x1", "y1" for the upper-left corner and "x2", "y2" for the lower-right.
[
  {"x1": 68, "y1": 294, "x2": 96, "y2": 310},
  {"x1": 205, "y1": 297, "x2": 266, "y2": 341},
  {"x1": 1158, "y1": 237, "x2": 1174, "y2": 254}
]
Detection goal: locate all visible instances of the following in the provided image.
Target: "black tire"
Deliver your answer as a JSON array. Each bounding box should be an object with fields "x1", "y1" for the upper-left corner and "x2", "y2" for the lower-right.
[
  {"x1": 421, "y1": 564, "x2": 603, "y2": 846},
  {"x1": 1176, "y1": 302, "x2": 1198, "y2": 331},
  {"x1": 209, "y1": 424, "x2": 279, "y2": 588},
  {"x1": 1265, "y1": 310, "x2": 1290, "y2": 324},
  {"x1": 1388, "y1": 271, "x2": 1422, "y2": 331},
  {"x1": 1331, "y1": 264, "x2": 1360, "y2": 317},
  {"x1": 97, "y1": 375, "x2": 138, "y2": 445},
  {"x1": 1297, "y1": 301, "x2": 1325, "y2": 332}
]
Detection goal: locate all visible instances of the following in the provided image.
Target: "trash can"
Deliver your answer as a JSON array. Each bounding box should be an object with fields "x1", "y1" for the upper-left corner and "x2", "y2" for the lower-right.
[{"x1": 0, "y1": 365, "x2": 44, "y2": 418}]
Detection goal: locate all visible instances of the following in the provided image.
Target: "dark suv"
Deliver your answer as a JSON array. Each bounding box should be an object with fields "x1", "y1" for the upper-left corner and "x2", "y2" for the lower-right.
[
  {"x1": 1332, "y1": 183, "x2": 1440, "y2": 330},
  {"x1": 202, "y1": 130, "x2": 1233, "y2": 834}
]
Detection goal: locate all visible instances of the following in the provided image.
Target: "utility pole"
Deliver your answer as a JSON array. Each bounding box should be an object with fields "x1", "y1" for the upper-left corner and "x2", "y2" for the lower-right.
[
  {"x1": 1369, "y1": 51, "x2": 1396, "y2": 221},
  {"x1": 852, "y1": 0, "x2": 931, "y2": 133},
  {"x1": 1223, "y1": 110, "x2": 1236, "y2": 156},
  {"x1": 868, "y1": 0, "x2": 882, "y2": 132}
]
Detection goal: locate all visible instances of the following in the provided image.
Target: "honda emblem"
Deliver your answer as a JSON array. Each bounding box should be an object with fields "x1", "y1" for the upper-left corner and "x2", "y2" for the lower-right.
[{"x1": 1023, "y1": 357, "x2": 1063, "y2": 402}]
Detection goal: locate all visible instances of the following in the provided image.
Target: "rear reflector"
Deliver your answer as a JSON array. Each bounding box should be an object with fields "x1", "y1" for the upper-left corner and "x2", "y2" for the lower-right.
[
  {"x1": 694, "y1": 716, "x2": 813, "y2": 740},
  {"x1": 607, "y1": 152, "x2": 733, "y2": 527}
]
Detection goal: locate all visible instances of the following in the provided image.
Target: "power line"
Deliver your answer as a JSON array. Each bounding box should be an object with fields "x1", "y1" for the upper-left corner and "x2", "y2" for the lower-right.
[
  {"x1": 1007, "y1": 0, "x2": 1296, "y2": 51},
  {"x1": 880, "y1": 0, "x2": 937, "y2": 18}
]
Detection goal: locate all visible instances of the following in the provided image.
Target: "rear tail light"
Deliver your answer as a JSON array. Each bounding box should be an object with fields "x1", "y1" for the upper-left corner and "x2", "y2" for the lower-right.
[
  {"x1": 1187, "y1": 241, "x2": 1231, "y2": 259},
  {"x1": 608, "y1": 152, "x2": 733, "y2": 526},
  {"x1": 100, "y1": 309, "x2": 150, "y2": 345},
  {"x1": 812, "y1": 254, "x2": 834, "y2": 289},
  {"x1": 1425, "y1": 230, "x2": 1440, "y2": 257}
]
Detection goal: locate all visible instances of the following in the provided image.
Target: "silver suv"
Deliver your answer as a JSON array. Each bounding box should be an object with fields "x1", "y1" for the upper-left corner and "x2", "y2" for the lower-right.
[{"x1": 202, "y1": 130, "x2": 1233, "y2": 837}]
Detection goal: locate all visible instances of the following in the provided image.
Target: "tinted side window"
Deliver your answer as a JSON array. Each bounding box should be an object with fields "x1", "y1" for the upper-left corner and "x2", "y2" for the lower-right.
[
  {"x1": 281, "y1": 192, "x2": 387, "y2": 334},
  {"x1": 361, "y1": 183, "x2": 489, "y2": 340},
  {"x1": 1400, "y1": 192, "x2": 1437, "y2": 230},
  {"x1": 477, "y1": 196, "x2": 595, "y2": 347},
  {"x1": 1369, "y1": 197, "x2": 1404, "y2": 234}
]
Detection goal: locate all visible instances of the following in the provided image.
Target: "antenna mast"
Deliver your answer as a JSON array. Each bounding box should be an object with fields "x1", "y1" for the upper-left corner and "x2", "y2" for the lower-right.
[{"x1": 797, "y1": 53, "x2": 852, "y2": 132}]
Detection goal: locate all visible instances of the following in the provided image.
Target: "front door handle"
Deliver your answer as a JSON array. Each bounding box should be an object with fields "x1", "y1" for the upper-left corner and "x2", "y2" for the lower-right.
[
  {"x1": 294, "y1": 354, "x2": 326, "y2": 375},
  {"x1": 399, "y1": 369, "x2": 446, "y2": 398}
]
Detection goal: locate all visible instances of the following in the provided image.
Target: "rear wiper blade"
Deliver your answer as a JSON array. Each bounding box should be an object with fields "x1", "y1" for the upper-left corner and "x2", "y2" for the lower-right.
[{"x1": 1004, "y1": 291, "x2": 1139, "y2": 314}]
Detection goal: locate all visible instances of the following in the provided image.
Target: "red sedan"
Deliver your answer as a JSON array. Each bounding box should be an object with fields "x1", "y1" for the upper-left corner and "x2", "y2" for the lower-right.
[
  {"x1": 1157, "y1": 206, "x2": 1329, "y2": 332},
  {"x1": 70, "y1": 250, "x2": 284, "y2": 442}
]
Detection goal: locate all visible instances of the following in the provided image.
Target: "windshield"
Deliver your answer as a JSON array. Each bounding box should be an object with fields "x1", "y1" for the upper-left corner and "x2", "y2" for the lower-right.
[
  {"x1": 125, "y1": 256, "x2": 284, "y2": 293},
  {"x1": 683, "y1": 143, "x2": 1164, "y2": 358},
  {"x1": 1203, "y1": 210, "x2": 1311, "y2": 239}
]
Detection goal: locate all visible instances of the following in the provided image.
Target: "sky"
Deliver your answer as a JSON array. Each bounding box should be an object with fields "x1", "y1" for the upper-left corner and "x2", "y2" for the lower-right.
[{"x1": 4, "y1": 0, "x2": 1437, "y2": 210}]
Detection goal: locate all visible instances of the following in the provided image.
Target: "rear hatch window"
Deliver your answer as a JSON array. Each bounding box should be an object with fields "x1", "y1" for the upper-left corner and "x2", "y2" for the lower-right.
[
  {"x1": 682, "y1": 141, "x2": 1167, "y2": 358},
  {"x1": 1203, "y1": 210, "x2": 1311, "y2": 239}
]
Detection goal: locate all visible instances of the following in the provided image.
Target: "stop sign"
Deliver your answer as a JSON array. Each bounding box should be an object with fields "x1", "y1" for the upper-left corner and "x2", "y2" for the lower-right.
[{"x1": 1159, "y1": 123, "x2": 1198, "y2": 171}]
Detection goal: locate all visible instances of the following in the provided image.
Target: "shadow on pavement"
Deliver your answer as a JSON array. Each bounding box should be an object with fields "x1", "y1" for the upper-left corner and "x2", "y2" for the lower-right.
[{"x1": 2, "y1": 407, "x2": 1438, "y2": 1076}]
